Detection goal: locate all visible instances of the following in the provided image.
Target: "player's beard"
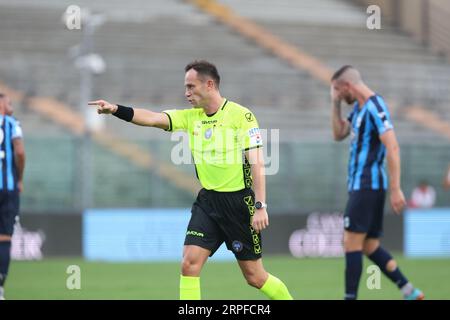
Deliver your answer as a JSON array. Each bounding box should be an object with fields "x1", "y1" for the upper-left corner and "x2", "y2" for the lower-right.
[{"x1": 345, "y1": 94, "x2": 356, "y2": 105}]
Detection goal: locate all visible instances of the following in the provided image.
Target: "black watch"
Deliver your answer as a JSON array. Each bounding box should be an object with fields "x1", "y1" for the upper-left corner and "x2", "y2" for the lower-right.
[{"x1": 255, "y1": 201, "x2": 267, "y2": 210}]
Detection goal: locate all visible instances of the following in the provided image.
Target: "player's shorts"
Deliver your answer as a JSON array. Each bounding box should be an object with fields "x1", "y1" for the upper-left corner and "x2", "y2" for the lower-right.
[
  {"x1": 185, "y1": 188, "x2": 262, "y2": 260},
  {"x1": 344, "y1": 189, "x2": 386, "y2": 238},
  {"x1": 0, "y1": 191, "x2": 20, "y2": 236}
]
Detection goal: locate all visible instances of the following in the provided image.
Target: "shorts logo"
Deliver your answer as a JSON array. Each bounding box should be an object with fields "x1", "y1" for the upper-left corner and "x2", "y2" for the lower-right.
[
  {"x1": 186, "y1": 230, "x2": 204, "y2": 237},
  {"x1": 232, "y1": 240, "x2": 243, "y2": 253},
  {"x1": 344, "y1": 216, "x2": 350, "y2": 229},
  {"x1": 204, "y1": 128, "x2": 213, "y2": 139}
]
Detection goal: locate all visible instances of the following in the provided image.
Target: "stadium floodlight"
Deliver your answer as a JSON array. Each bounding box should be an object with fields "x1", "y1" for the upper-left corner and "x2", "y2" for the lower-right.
[
  {"x1": 63, "y1": 7, "x2": 107, "y2": 209},
  {"x1": 74, "y1": 53, "x2": 106, "y2": 75},
  {"x1": 64, "y1": 8, "x2": 107, "y2": 131}
]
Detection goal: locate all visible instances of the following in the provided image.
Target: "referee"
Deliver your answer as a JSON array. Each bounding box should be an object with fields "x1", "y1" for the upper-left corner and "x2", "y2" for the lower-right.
[{"x1": 90, "y1": 60, "x2": 293, "y2": 300}]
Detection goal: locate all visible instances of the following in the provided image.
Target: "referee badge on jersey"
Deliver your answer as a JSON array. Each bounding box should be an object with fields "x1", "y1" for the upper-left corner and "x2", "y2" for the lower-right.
[
  {"x1": 232, "y1": 240, "x2": 243, "y2": 253},
  {"x1": 204, "y1": 127, "x2": 213, "y2": 139}
]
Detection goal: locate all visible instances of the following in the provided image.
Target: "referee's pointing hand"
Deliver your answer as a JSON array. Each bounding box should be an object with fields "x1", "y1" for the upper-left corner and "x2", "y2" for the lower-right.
[{"x1": 88, "y1": 100, "x2": 118, "y2": 115}]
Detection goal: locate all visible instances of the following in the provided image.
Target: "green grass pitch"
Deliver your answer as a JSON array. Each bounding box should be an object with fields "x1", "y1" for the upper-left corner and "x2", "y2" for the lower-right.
[{"x1": 6, "y1": 255, "x2": 450, "y2": 300}]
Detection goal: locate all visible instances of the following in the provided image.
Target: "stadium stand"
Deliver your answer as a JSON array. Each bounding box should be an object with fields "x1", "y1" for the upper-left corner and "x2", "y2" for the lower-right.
[{"x1": 0, "y1": 0, "x2": 449, "y2": 212}]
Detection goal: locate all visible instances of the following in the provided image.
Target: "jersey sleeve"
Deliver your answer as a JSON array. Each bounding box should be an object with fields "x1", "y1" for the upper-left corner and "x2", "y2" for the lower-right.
[
  {"x1": 239, "y1": 109, "x2": 263, "y2": 151},
  {"x1": 367, "y1": 97, "x2": 394, "y2": 135},
  {"x1": 12, "y1": 119, "x2": 23, "y2": 139},
  {"x1": 162, "y1": 109, "x2": 191, "y2": 132}
]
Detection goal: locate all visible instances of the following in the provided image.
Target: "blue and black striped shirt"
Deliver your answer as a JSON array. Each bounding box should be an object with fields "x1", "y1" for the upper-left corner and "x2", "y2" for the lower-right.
[
  {"x1": 0, "y1": 115, "x2": 23, "y2": 192},
  {"x1": 346, "y1": 95, "x2": 393, "y2": 191}
]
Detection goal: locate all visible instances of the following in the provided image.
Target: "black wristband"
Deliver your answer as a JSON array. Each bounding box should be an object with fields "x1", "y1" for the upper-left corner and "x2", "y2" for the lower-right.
[{"x1": 113, "y1": 105, "x2": 134, "y2": 122}]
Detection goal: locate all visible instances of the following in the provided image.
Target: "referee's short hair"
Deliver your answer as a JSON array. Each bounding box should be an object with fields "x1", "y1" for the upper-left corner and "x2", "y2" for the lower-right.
[{"x1": 185, "y1": 60, "x2": 221, "y2": 88}]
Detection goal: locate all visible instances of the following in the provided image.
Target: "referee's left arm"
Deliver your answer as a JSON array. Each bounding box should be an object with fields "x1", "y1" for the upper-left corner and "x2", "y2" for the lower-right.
[{"x1": 246, "y1": 147, "x2": 269, "y2": 232}]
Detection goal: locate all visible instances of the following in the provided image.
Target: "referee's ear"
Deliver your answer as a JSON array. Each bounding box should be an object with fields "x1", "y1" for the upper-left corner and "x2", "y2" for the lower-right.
[{"x1": 206, "y1": 79, "x2": 216, "y2": 91}]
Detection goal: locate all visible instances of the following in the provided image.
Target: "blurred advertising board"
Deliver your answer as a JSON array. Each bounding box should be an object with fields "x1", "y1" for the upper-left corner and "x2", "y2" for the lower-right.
[
  {"x1": 12, "y1": 213, "x2": 82, "y2": 259},
  {"x1": 404, "y1": 208, "x2": 450, "y2": 258},
  {"x1": 83, "y1": 209, "x2": 234, "y2": 262}
]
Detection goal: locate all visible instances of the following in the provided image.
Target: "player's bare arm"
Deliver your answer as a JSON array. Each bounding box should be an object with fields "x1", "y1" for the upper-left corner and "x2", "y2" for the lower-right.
[
  {"x1": 380, "y1": 130, "x2": 406, "y2": 214},
  {"x1": 13, "y1": 138, "x2": 25, "y2": 193},
  {"x1": 246, "y1": 147, "x2": 268, "y2": 233},
  {"x1": 331, "y1": 86, "x2": 351, "y2": 141},
  {"x1": 88, "y1": 99, "x2": 170, "y2": 130}
]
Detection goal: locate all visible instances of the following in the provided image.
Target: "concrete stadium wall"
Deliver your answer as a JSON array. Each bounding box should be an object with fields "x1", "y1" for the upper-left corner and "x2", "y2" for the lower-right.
[
  {"x1": 352, "y1": 0, "x2": 397, "y2": 21},
  {"x1": 428, "y1": 0, "x2": 450, "y2": 57},
  {"x1": 398, "y1": 0, "x2": 423, "y2": 41},
  {"x1": 354, "y1": 0, "x2": 450, "y2": 59}
]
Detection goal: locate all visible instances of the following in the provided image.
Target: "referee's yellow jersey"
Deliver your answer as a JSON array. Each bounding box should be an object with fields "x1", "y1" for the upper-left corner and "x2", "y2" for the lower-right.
[{"x1": 163, "y1": 99, "x2": 263, "y2": 192}]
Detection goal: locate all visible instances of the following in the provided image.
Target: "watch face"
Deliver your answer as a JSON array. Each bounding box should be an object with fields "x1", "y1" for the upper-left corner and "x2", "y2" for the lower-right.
[{"x1": 255, "y1": 201, "x2": 262, "y2": 209}]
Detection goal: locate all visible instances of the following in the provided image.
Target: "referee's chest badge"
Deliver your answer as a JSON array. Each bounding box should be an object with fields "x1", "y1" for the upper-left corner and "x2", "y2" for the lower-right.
[
  {"x1": 205, "y1": 128, "x2": 213, "y2": 139},
  {"x1": 232, "y1": 240, "x2": 243, "y2": 252}
]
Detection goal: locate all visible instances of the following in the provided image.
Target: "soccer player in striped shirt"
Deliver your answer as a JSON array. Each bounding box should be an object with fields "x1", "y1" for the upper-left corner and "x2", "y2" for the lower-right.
[
  {"x1": 331, "y1": 66, "x2": 424, "y2": 300},
  {"x1": 0, "y1": 93, "x2": 25, "y2": 300}
]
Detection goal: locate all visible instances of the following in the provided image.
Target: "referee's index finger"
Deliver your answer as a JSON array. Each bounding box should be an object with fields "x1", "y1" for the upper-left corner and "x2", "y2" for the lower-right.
[{"x1": 88, "y1": 100, "x2": 103, "y2": 105}]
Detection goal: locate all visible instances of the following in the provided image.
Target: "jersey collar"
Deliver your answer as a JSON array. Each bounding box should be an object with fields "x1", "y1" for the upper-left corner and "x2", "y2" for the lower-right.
[{"x1": 206, "y1": 98, "x2": 228, "y2": 117}]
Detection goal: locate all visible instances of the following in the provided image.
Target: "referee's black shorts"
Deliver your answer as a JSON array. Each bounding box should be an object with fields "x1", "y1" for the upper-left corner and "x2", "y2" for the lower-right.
[
  {"x1": 344, "y1": 189, "x2": 386, "y2": 238},
  {"x1": 185, "y1": 188, "x2": 262, "y2": 260}
]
